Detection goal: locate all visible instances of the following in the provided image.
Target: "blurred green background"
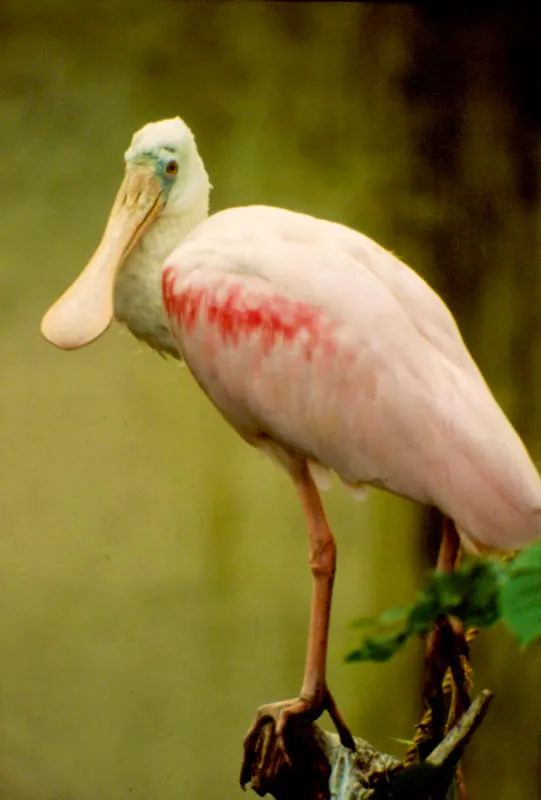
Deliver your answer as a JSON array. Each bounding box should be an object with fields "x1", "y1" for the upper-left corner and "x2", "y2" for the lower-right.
[{"x1": 1, "y1": 3, "x2": 540, "y2": 798}]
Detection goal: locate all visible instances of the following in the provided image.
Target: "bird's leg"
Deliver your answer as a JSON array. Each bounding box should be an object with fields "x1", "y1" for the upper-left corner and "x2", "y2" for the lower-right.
[
  {"x1": 281, "y1": 461, "x2": 353, "y2": 744},
  {"x1": 422, "y1": 518, "x2": 471, "y2": 800},
  {"x1": 424, "y1": 520, "x2": 469, "y2": 729},
  {"x1": 437, "y1": 519, "x2": 471, "y2": 717},
  {"x1": 242, "y1": 460, "x2": 355, "y2": 767},
  {"x1": 436, "y1": 516, "x2": 461, "y2": 572}
]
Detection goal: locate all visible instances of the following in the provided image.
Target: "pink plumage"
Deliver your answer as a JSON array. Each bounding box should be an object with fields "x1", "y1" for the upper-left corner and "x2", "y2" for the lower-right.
[
  {"x1": 163, "y1": 205, "x2": 541, "y2": 554},
  {"x1": 40, "y1": 117, "x2": 541, "y2": 750}
]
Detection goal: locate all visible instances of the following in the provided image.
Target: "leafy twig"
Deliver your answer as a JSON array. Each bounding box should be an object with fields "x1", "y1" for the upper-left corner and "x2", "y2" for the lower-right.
[{"x1": 347, "y1": 543, "x2": 541, "y2": 664}]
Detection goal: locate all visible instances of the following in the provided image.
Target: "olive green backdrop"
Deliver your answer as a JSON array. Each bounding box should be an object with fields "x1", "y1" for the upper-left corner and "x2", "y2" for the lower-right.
[{"x1": 1, "y1": 3, "x2": 540, "y2": 799}]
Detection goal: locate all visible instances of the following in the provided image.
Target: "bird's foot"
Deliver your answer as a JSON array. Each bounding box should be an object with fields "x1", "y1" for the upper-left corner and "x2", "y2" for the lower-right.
[{"x1": 241, "y1": 686, "x2": 355, "y2": 787}]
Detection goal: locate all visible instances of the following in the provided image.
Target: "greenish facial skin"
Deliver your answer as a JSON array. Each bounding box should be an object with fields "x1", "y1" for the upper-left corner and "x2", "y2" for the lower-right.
[{"x1": 126, "y1": 148, "x2": 179, "y2": 204}]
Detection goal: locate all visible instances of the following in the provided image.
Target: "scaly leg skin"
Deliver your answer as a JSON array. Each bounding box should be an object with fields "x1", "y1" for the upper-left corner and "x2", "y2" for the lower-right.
[{"x1": 242, "y1": 460, "x2": 355, "y2": 776}]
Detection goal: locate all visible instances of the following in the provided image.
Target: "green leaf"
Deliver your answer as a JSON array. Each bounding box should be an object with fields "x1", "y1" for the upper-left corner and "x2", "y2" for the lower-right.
[
  {"x1": 347, "y1": 545, "x2": 541, "y2": 666},
  {"x1": 347, "y1": 559, "x2": 503, "y2": 664},
  {"x1": 500, "y1": 542, "x2": 541, "y2": 647},
  {"x1": 433, "y1": 561, "x2": 502, "y2": 629},
  {"x1": 350, "y1": 604, "x2": 411, "y2": 630},
  {"x1": 346, "y1": 630, "x2": 410, "y2": 663}
]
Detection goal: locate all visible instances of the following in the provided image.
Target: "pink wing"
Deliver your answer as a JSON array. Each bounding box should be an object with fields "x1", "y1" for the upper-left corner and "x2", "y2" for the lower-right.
[
  {"x1": 181, "y1": 205, "x2": 484, "y2": 379},
  {"x1": 162, "y1": 232, "x2": 541, "y2": 552}
]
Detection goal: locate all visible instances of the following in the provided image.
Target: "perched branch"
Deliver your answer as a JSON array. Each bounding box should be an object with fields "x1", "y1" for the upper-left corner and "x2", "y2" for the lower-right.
[{"x1": 241, "y1": 690, "x2": 492, "y2": 800}]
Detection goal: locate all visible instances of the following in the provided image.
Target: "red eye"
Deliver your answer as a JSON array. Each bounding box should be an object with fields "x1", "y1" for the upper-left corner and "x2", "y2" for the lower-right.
[{"x1": 165, "y1": 160, "x2": 178, "y2": 177}]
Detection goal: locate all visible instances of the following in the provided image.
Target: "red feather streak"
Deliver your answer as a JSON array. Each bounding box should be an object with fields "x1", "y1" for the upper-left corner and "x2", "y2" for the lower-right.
[{"x1": 162, "y1": 267, "x2": 337, "y2": 360}]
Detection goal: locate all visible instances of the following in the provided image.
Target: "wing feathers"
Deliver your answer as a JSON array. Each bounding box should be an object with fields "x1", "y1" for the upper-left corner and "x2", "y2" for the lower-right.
[{"x1": 163, "y1": 218, "x2": 541, "y2": 550}]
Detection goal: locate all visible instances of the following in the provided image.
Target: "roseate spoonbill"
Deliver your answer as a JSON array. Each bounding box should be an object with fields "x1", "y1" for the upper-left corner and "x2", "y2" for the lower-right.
[{"x1": 41, "y1": 117, "x2": 541, "y2": 751}]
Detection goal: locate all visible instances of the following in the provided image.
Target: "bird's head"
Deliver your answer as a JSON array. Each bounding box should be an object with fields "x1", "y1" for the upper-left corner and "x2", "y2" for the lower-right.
[{"x1": 41, "y1": 117, "x2": 210, "y2": 350}]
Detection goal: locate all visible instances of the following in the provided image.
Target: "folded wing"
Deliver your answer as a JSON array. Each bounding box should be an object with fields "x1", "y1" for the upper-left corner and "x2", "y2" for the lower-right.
[{"x1": 163, "y1": 213, "x2": 541, "y2": 551}]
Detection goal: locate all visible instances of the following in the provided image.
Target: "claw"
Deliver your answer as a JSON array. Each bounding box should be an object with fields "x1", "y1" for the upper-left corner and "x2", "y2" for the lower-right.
[
  {"x1": 240, "y1": 689, "x2": 355, "y2": 791},
  {"x1": 327, "y1": 691, "x2": 356, "y2": 751}
]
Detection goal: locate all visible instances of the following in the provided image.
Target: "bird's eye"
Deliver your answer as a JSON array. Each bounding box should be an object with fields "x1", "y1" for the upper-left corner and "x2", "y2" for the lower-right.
[{"x1": 165, "y1": 159, "x2": 178, "y2": 177}]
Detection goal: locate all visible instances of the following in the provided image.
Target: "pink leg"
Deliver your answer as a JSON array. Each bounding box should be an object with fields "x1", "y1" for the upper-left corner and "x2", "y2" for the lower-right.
[
  {"x1": 424, "y1": 518, "x2": 470, "y2": 800},
  {"x1": 243, "y1": 459, "x2": 354, "y2": 755},
  {"x1": 295, "y1": 459, "x2": 339, "y2": 703},
  {"x1": 436, "y1": 517, "x2": 461, "y2": 572}
]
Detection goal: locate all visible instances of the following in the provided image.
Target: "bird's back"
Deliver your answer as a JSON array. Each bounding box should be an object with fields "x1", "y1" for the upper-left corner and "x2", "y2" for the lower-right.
[{"x1": 185, "y1": 206, "x2": 485, "y2": 379}]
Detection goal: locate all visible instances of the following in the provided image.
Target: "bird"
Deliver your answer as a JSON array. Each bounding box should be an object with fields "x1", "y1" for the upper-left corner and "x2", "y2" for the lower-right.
[{"x1": 41, "y1": 116, "x2": 541, "y2": 754}]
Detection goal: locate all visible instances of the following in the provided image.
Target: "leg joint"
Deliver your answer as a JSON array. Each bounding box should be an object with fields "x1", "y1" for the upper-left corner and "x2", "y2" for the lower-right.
[{"x1": 309, "y1": 537, "x2": 336, "y2": 578}]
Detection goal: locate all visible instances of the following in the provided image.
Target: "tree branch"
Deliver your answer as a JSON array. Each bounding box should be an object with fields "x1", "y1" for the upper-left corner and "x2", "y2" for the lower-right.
[{"x1": 241, "y1": 690, "x2": 493, "y2": 800}]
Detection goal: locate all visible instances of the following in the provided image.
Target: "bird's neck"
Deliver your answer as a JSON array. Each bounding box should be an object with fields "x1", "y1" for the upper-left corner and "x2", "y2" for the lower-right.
[{"x1": 113, "y1": 189, "x2": 209, "y2": 357}]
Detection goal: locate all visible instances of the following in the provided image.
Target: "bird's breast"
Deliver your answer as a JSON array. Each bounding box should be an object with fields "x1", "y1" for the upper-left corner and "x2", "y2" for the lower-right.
[{"x1": 114, "y1": 254, "x2": 179, "y2": 356}]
